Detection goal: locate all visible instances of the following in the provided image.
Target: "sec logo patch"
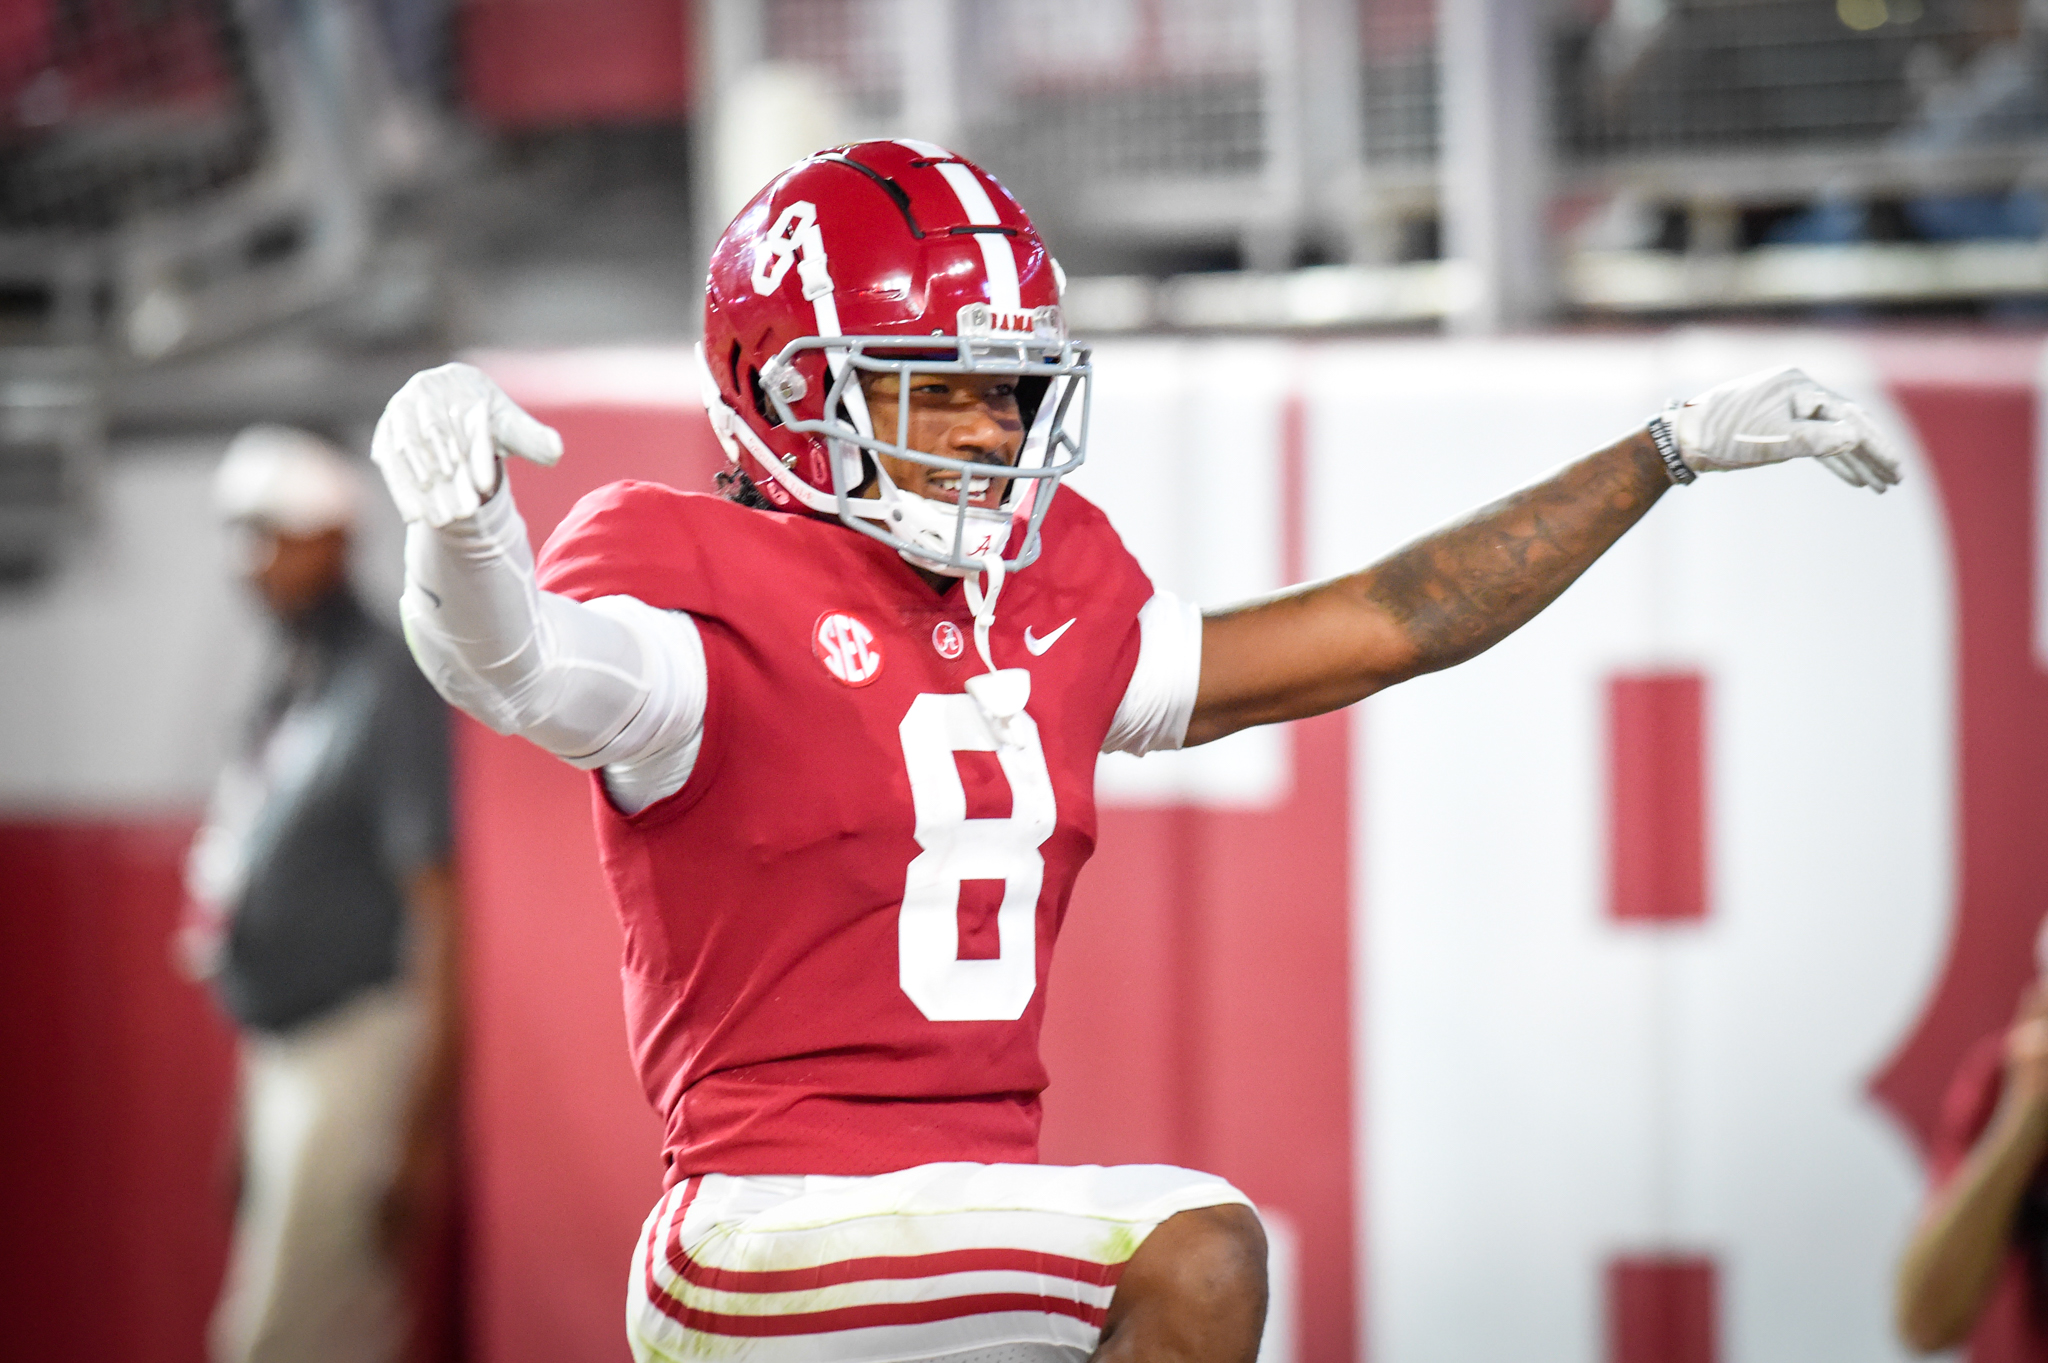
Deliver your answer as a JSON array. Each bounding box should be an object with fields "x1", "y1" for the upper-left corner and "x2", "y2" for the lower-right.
[
  {"x1": 932, "y1": 620, "x2": 965, "y2": 660},
  {"x1": 814, "y1": 611, "x2": 883, "y2": 686}
]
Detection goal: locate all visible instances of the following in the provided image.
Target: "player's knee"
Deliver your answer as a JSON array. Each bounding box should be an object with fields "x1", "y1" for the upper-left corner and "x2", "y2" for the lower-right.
[
  {"x1": 1178, "y1": 1204, "x2": 1268, "y2": 1304},
  {"x1": 1124, "y1": 1203, "x2": 1268, "y2": 1320},
  {"x1": 1098, "y1": 1204, "x2": 1268, "y2": 1360}
]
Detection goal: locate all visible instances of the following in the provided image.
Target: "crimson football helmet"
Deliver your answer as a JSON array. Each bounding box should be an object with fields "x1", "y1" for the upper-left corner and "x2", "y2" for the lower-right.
[{"x1": 700, "y1": 139, "x2": 1090, "y2": 577}]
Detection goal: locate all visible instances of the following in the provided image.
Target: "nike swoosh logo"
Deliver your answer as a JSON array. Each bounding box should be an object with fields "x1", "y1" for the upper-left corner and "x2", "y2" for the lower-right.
[{"x1": 1023, "y1": 619, "x2": 1076, "y2": 656}]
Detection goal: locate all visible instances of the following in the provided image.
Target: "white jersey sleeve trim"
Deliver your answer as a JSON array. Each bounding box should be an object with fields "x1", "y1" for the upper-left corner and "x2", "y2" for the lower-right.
[
  {"x1": 399, "y1": 482, "x2": 708, "y2": 816},
  {"x1": 1101, "y1": 591, "x2": 1203, "y2": 756}
]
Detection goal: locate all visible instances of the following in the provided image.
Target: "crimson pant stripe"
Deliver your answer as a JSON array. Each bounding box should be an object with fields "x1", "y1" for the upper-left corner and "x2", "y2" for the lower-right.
[
  {"x1": 647, "y1": 1288, "x2": 1108, "y2": 1337},
  {"x1": 644, "y1": 1185, "x2": 1123, "y2": 1337},
  {"x1": 640, "y1": 1178, "x2": 701, "y2": 1313},
  {"x1": 665, "y1": 1238, "x2": 1126, "y2": 1295}
]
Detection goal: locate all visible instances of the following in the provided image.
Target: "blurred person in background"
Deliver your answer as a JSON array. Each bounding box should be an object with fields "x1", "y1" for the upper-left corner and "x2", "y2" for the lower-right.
[
  {"x1": 180, "y1": 426, "x2": 460, "y2": 1363},
  {"x1": 1897, "y1": 919, "x2": 2048, "y2": 1357}
]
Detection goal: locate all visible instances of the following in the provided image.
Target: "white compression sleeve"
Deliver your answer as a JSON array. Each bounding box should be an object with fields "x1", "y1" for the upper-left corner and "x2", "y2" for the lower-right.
[
  {"x1": 1102, "y1": 591, "x2": 1204, "y2": 756},
  {"x1": 400, "y1": 483, "x2": 707, "y2": 814},
  {"x1": 578, "y1": 597, "x2": 706, "y2": 814}
]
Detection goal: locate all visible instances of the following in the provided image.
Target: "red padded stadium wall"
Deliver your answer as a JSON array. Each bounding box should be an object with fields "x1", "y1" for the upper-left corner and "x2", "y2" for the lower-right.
[{"x1": 0, "y1": 819, "x2": 234, "y2": 1363}]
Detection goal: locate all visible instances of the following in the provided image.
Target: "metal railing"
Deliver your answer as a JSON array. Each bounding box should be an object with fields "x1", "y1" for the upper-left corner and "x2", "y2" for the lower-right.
[
  {"x1": 732, "y1": 0, "x2": 2048, "y2": 320},
  {"x1": 0, "y1": 0, "x2": 269, "y2": 236},
  {"x1": 0, "y1": 0, "x2": 429, "y2": 576},
  {"x1": 0, "y1": 0, "x2": 443, "y2": 360}
]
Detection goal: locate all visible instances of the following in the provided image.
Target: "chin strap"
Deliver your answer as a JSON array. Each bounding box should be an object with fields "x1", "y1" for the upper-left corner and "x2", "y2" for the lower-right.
[
  {"x1": 960, "y1": 553, "x2": 1005, "y2": 674},
  {"x1": 960, "y1": 554, "x2": 1032, "y2": 749}
]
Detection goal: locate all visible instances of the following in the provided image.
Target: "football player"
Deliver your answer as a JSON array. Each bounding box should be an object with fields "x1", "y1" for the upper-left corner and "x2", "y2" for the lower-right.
[{"x1": 371, "y1": 141, "x2": 1899, "y2": 1363}]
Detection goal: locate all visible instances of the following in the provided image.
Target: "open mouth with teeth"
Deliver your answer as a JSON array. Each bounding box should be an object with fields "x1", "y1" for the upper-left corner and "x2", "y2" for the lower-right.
[{"x1": 925, "y1": 468, "x2": 1010, "y2": 511}]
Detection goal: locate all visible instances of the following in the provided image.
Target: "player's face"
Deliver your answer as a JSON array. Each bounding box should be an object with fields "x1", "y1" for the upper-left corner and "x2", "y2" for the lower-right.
[{"x1": 858, "y1": 371, "x2": 1023, "y2": 509}]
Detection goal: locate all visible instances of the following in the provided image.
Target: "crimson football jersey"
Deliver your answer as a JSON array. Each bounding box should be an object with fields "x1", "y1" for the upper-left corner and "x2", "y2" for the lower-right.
[{"x1": 535, "y1": 484, "x2": 1159, "y2": 1181}]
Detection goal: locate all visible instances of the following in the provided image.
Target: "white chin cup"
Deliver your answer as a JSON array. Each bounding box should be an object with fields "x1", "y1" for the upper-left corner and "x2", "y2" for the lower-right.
[{"x1": 855, "y1": 467, "x2": 1013, "y2": 577}]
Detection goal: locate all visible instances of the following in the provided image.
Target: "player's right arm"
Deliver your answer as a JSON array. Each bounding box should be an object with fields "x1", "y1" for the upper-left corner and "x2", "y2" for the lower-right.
[
  {"x1": 1894, "y1": 989, "x2": 2048, "y2": 1353},
  {"x1": 1186, "y1": 366, "x2": 1901, "y2": 745},
  {"x1": 372, "y1": 363, "x2": 704, "y2": 814}
]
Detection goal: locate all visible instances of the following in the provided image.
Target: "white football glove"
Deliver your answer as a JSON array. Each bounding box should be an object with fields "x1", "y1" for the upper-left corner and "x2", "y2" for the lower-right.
[
  {"x1": 1667, "y1": 365, "x2": 1902, "y2": 493},
  {"x1": 371, "y1": 362, "x2": 564, "y2": 527}
]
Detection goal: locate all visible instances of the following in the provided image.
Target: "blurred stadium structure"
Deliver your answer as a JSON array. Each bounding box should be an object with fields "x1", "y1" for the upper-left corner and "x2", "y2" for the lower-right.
[
  {"x1": 707, "y1": 0, "x2": 2048, "y2": 330},
  {"x1": 1, "y1": 0, "x2": 450, "y2": 575},
  {"x1": 3, "y1": 1, "x2": 2045, "y2": 353},
  {"x1": 0, "y1": 0, "x2": 441, "y2": 358}
]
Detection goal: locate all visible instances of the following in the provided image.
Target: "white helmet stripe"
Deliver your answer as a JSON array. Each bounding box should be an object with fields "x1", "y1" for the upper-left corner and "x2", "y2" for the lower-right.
[
  {"x1": 795, "y1": 218, "x2": 878, "y2": 439},
  {"x1": 934, "y1": 161, "x2": 1021, "y2": 312},
  {"x1": 810, "y1": 290, "x2": 840, "y2": 340},
  {"x1": 971, "y1": 234, "x2": 1021, "y2": 313},
  {"x1": 934, "y1": 160, "x2": 998, "y2": 222}
]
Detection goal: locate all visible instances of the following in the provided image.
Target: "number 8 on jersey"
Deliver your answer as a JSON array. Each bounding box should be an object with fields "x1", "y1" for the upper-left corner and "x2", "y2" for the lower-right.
[{"x1": 896, "y1": 693, "x2": 1056, "y2": 1021}]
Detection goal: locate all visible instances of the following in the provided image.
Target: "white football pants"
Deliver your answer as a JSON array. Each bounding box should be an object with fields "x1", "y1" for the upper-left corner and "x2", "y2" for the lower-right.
[{"x1": 628, "y1": 1160, "x2": 1253, "y2": 1363}]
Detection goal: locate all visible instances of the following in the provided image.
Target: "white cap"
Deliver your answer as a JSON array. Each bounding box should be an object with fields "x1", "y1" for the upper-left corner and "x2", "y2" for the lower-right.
[{"x1": 213, "y1": 425, "x2": 361, "y2": 534}]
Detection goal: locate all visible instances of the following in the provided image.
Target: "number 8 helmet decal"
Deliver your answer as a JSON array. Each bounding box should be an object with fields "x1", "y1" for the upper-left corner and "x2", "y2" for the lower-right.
[{"x1": 700, "y1": 140, "x2": 1091, "y2": 578}]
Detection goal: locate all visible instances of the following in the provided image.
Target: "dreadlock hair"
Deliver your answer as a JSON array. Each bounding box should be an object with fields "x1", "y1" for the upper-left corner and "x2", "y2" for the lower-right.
[{"x1": 713, "y1": 465, "x2": 778, "y2": 510}]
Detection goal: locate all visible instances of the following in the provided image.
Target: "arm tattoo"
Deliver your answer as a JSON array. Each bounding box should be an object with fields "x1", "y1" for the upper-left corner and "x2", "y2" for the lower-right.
[{"x1": 1358, "y1": 431, "x2": 1670, "y2": 678}]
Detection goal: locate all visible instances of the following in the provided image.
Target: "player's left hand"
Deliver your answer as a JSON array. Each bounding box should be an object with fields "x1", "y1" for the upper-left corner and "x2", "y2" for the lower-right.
[{"x1": 1667, "y1": 365, "x2": 1902, "y2": 493}]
